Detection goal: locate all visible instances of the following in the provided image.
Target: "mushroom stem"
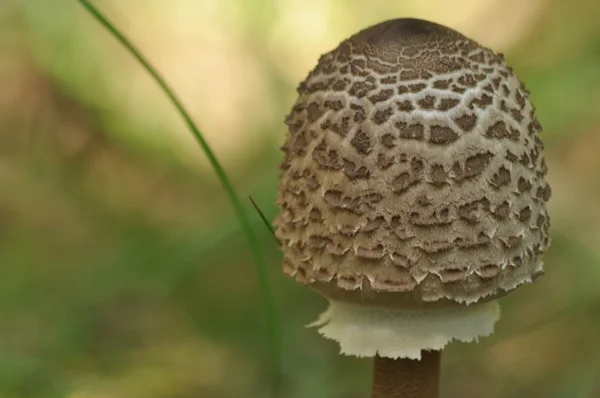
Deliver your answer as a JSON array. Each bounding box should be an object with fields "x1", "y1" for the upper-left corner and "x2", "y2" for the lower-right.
[{"x1": 371, "y1": 350, "x2": 441, "y2": 398}]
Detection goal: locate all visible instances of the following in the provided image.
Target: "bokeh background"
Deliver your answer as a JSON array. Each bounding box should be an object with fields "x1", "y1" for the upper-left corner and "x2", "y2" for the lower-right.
[{"x1": 1, "y1": 0, "x2": 600, "y2": 397}]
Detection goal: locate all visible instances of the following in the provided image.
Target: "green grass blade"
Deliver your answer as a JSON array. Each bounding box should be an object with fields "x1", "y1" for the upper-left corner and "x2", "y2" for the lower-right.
[{"x1": 75, "y1": 1, "x2": 281, "y2": 395}]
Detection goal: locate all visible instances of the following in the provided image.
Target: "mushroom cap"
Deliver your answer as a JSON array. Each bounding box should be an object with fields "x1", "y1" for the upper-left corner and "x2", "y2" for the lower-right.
[{"x1": 275, "y1": 18, "x2": 550, "y2": 307}]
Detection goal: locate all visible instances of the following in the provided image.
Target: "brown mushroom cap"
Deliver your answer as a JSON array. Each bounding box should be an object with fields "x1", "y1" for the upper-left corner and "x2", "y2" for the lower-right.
[{"x1": 275, "y1": 18, "x2": 550, "y2": 308}]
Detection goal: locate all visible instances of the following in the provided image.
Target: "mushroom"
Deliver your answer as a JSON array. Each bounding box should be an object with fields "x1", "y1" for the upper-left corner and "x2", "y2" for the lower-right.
[{"x1": 275, "y1": 18, "x2": 550, "y2": 397}]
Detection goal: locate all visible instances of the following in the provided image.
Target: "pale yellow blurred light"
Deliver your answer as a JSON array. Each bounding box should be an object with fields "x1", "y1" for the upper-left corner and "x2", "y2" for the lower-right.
[
  {"x1": 270, "y1": 0, "x2": 336, "y2": 80},
  {"x1": 98, "y1": 0, "x2": 271, "y2": 166}
]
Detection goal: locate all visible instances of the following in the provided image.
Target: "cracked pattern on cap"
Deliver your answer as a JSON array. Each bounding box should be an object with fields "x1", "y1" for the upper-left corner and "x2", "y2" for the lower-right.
[{"x1": 275, "y1": 18, "x2": 551, "y2": 304}]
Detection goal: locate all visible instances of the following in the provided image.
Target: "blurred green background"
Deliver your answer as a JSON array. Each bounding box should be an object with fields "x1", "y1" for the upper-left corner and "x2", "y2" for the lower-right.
[{"x1": 1, "y1": 0, "x2": 600, "y2": 397}]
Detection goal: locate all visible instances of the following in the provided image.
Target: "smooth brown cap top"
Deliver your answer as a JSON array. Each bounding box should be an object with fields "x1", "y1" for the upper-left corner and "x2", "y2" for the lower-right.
[
  {"x1": 347, "y1": 18, "x2": 471, "y2": 67},
  {"x1": 275, "y1": 18, "x2": 550, "y2": 307}
]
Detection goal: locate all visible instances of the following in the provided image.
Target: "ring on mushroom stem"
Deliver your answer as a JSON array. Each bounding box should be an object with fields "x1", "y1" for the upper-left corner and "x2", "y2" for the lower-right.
[{"x1": 275, "y1": 17, "x2": 550, "y2": 397}]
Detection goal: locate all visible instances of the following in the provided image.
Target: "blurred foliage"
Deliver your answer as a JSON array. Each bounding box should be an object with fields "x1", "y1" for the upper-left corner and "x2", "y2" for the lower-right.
[{"x1": 1, "y1": 0, "x2": 600, "y2": 397}]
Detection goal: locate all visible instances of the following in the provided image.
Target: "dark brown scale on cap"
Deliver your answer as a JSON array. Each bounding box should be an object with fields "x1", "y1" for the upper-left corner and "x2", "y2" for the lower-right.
[
  {"x1": 347, "y1": 18, "x2": 476, "y2": 72},
  {"x1": 275, "y1": 18, "x2": 550, "y2": 307}
]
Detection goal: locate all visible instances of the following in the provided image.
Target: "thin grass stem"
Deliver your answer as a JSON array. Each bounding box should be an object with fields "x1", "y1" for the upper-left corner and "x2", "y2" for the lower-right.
[
  {"x1": 76, "y1": 1, "x2": 281, "y2": 395},
  {"x1": 249, "y1": 196, "x2": 277, "y2": 240}
]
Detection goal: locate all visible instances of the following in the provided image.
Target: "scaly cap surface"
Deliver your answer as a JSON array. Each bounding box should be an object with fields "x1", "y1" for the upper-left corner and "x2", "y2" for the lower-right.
[{"x1": 275, "y1": 18, "x2": 551, "y2": 305}]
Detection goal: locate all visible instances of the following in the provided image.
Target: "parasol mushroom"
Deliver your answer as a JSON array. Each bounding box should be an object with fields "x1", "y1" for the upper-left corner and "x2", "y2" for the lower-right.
[{"x1": 275, "y1": 18, "x2": 551, "y2": 398}]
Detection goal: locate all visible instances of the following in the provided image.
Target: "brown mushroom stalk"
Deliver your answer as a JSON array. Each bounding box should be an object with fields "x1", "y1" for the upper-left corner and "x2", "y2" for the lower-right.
[
  {"x1": 372, "y1": 352, "x2": 441, "y2": 398},
  {"x1": 276, "y1": 18, "x2": 550, "y2": 398}
]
